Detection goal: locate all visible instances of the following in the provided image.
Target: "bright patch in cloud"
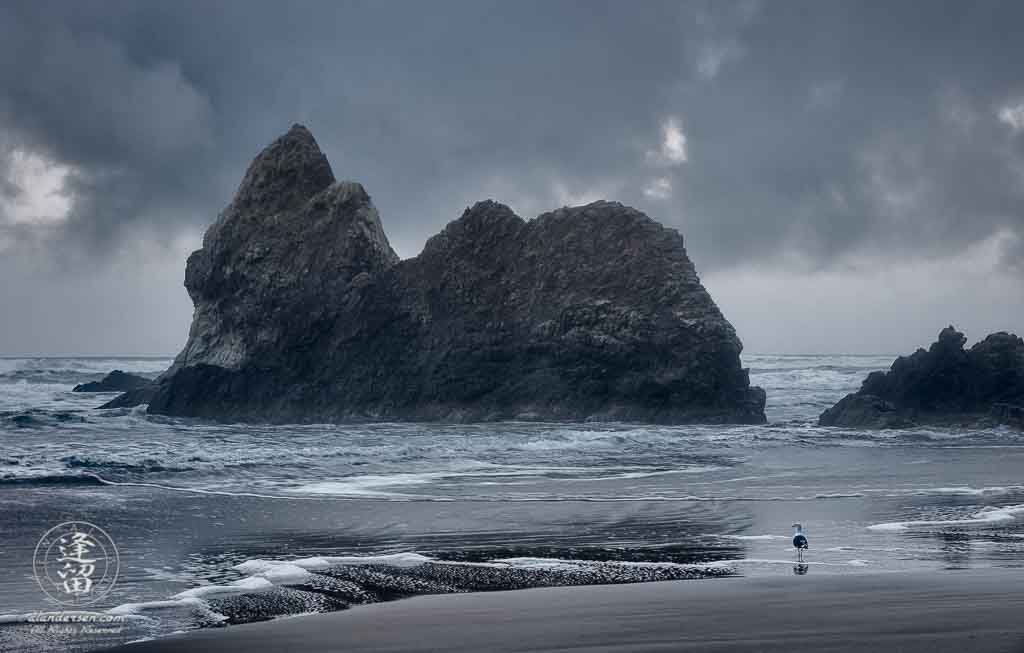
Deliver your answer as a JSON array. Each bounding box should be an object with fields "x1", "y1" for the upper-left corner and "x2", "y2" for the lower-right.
[
  {"x1": 696, "y1": 40, "x2": 743, "y2": 80},
  {"x1": 662, "y1": 118, "x2": 687, "y2": 163},
  {"x1": 998, "y1": 101, "x2": 1024, "y2": 132},
  {"x1": 647, "y1": 117, "x2": 688, "y2": 167},
  {"x1": 643, "y1": 177, "x2": 673, "y2": 200},
  {"x1": 1, "y1": 149, "x2": 73, "y2": 226}
]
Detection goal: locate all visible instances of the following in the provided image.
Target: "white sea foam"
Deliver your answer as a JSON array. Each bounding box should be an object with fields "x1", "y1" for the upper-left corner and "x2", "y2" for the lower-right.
[
  {"x1": 111, "y1": 552, "x2": 679, "y2": 622},
  {"x1": 103, "y1": 551, "x2": 735, "y2": 625},
  {"x1": 139, "y1": 552, "x2": 435, "y2": 614},
  {"x1": 867, "y1": 504, "x2": 1024, "y2": 531},
  {"x1": 715, "y1": 534, "x2": 788, "y2": 541},
  {"x1": 309, "y1": 553, "x2": 433, "y2": 567},
  {"x1": 903, "y1": 486, "x2": 1024, "y2": 497},
  {"x1": 26, "y1": 471, "x2": 1013, "y2": 507},
  {"x1": 177, "y1": 581, "x2": 278, "y2": 601},
  {"x1": 291, "y1": 473, "x2": 441, "y2": 497},
  {"x1": 866, "y1": 522, "x2": 913, "y2": 532},
  {"x1": 515, "y1": 429, "x2": 645, "y2": 451},
  {"x1": 591, "y1": 465, "x2": 728, "y2": 480},
  {"x1": 229, "y1": 553, "x2": 727, "y2": 579},
  {"x1": 107, "y1": 597, "x2": 212, "y2": 617},
  {"x1": 235, "y1": 553, "x2": 433, "y2": 573},
  {"x1": 491, "y1": 556, "x2": 734, "y2": 572},
  {"x1": 108, "y1": 565, "x2": 289, "y2": 618}
]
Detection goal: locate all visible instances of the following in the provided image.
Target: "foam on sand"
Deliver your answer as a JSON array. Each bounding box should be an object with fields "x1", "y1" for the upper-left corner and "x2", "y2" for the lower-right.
[
  {"x1": 102, "y1": 550, "x2": 735, "y2": 625},
  {"x1": 235, "y1": 553, "x2": 433, "y2": 572},
  {"x1": 108, "y1": 570, "x2": 284, "y2": 617},
  {"x1": 490, "y1": 557, "x2": 734, "y2": 572}
]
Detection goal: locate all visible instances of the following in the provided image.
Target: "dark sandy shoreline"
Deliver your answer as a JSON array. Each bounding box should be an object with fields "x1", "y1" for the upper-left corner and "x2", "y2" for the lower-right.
[{"x1": 111, "y1": 570, "x2": 1024, "y2": 653}]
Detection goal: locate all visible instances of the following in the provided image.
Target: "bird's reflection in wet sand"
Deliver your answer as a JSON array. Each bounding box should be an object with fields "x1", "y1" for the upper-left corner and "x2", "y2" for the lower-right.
[{"x1": 793, "y1": 563, "x2": 809, "y2": 575}]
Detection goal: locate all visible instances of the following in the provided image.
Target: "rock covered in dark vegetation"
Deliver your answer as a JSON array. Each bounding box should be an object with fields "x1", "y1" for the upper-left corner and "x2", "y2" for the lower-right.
[
  {"x1": 105, "y1": 124, "x2": 765, "y2": 424},
  {"x1": 819, "y1": 326, "x2": 1024, "y2": 429},
  {"x1": 73, "y1": 370, "x2": 151, "y2": 393}
]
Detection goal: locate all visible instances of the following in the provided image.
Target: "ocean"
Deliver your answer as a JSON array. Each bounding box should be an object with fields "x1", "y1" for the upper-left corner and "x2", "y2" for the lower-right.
[{"x1": 1, "y1": 354, "x2": 1023, "y2": 651}]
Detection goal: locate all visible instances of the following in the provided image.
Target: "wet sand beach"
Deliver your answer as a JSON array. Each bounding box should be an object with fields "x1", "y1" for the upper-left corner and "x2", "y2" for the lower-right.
[{"x1": 112, "y1": 570, "x2": 1024, "y2": 653}]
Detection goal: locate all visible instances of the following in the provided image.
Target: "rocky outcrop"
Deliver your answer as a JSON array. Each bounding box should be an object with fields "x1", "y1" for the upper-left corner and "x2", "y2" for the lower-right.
[
  {"x1": 74, "y1": 370, "x2": 151, "y2": 393},
  {"x1": 104, "y1": 124, "x2": 765, "y2": 424},
  {"x1": 819, "y1": 326, "x2": 1024, "y2": 429},
  {"x1": 101, "y1": 385, "x2": 158, "y2": 408}
]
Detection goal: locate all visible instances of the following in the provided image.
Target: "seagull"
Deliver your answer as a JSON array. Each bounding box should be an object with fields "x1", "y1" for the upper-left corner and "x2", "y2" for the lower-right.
[{"x1": 792, "y1": 523, "x2": 809, "y2": 563}]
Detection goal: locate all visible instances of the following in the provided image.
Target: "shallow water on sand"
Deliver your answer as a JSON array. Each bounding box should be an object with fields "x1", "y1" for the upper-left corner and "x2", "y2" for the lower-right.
[{"x1": 2, "y1": 354, "x2": 1024, "y2": 651}]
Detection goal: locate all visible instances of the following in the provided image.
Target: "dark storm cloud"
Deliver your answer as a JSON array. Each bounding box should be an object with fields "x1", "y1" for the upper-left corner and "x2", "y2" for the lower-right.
[
  {"x1": 2, "y1": 0, "x2": 1022, "y2": 269},
  {"x1": 671, "y1": 1, "x2": 1024, "y2": 270},
  {"x1": 1, "y1": 1, "x2": 1024, "y2": 354}
]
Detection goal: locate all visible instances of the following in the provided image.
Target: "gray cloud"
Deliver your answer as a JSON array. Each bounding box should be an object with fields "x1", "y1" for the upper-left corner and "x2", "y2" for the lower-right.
[{"x1": 1, "y1": 0, "x2": 1022, "y2": 353}]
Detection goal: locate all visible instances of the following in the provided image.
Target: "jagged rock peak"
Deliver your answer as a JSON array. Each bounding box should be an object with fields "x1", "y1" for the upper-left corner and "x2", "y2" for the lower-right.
[
  {"x1": 232, "y1": 123, "x2": 336, "y2": 214},
  {"x1": 462, "y1": 199, "x2": 523, "y2": 220},
  {"x1": 422, "y1": 200, "x2": 525, "y2": 257},
  {"x1": 931, "y1": 325, "x2": 968, "y2": 352},
  {"x1": 172, "y1": 125, "x2": 397, "y2": 373},
  {"x1": 534, "y1": 201, "x2": 681, "y2": 244},
  {"x1": 451, "y1": 200, "x2": 525, "y2": 232},
  {"x1": 546, "y1": 200, "x2": 631, "y2": 216}
]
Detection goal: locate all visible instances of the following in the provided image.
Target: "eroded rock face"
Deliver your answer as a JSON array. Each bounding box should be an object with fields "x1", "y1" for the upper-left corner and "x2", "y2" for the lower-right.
[
  {"x1": 106, "y1": 125, "x2": 765, "y2": 424},
  {"x1": 819, "y1": 326, "x2": 1024, "y2": 429}
]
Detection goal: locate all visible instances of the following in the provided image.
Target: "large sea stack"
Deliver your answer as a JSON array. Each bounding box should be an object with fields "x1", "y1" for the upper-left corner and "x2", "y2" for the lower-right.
[
  {"x1": 820, "y1": 326, "x2": 1024, "y2": 429},
  {"x1": 106, "y1": 125, "x2": 765, "y2": 424}
]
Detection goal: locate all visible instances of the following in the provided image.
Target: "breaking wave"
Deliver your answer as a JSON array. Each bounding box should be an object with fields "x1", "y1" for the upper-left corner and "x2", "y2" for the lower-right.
[{"x1": 867, "y1": 504, "x2": 1024, "y2": 532}]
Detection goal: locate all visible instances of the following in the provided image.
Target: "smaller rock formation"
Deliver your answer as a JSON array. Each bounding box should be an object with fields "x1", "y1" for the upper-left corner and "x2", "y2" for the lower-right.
[
  {"x1": 73, "y1": 370, "x2": 152, "y2": 393},
  {"x1": 820, "y1": 326, "x2": 1024, "y2": 429}
]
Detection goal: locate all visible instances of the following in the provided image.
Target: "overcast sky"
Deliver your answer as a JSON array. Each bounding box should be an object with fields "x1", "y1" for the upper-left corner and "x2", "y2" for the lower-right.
[{"x1": 1, "y1": 0, "x2": 1022, "y2": 356}]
